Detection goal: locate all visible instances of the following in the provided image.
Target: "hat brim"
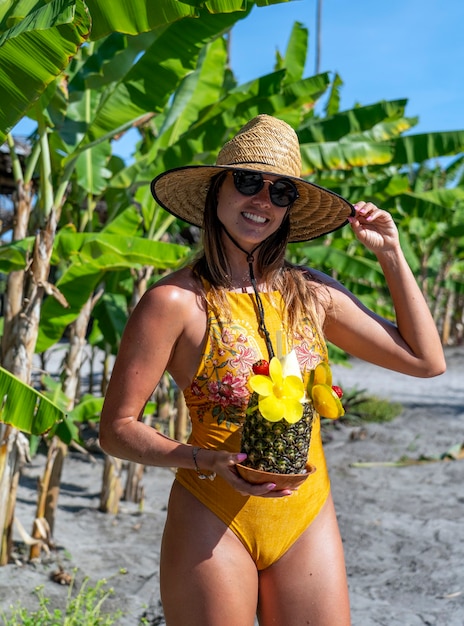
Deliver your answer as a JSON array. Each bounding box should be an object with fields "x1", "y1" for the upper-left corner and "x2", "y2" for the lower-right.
[{"x1": 151, "y1": 165, "x2": 355, "y2": 243}]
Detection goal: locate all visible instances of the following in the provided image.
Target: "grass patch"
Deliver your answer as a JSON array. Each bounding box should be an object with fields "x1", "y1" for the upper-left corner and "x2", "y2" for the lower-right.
[
  {"x1": 334, "y1": 387, "x2": 403, "y2": 424},
  {"x1": 1, "y1": 573, "x2": 123, "y2": 625}
]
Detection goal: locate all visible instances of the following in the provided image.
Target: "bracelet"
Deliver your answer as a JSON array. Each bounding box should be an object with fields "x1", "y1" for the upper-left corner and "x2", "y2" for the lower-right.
[{"x1": 192, "y1": 446, "x2": 216, "y2": 481}]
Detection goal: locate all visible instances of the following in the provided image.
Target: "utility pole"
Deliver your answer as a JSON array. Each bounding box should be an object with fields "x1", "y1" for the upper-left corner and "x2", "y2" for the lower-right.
[{"x1": 315, "y1": 0, "x2": 322, "y2": 74}]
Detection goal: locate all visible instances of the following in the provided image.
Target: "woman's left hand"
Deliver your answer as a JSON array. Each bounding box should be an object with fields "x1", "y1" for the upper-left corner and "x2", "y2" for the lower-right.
[{"x1": 349, "y1": 201, "x2": 399, "y2": 253}]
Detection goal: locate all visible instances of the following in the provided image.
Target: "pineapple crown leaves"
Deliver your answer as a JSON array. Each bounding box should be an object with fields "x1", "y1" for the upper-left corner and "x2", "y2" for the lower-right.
[{"x1": 249, "y1": 356, "x2": 305, "y2": 424}]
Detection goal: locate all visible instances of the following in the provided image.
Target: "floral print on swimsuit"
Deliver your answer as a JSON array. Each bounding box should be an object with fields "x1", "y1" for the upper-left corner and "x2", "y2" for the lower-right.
[{"x1": 184, "y1": 292, "x2": 328, "y2": 436}]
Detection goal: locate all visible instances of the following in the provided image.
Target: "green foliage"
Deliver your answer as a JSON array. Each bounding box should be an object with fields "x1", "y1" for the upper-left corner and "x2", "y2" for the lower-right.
[
  {"x1": 336, "y1": 387, "x2": 403, "y2": 424},
  {"x1": 0, "y1": 0, "x2": 92, "y2": 143},
  {"x1": 0, "y1": 367, "x2": 65, "y2": 436},
  {"x1": 1, "y1": 575, "x2": 123, "y2": 626},
  {"x1": 0, "y1": 0, "x2": 259, "y2": 143},
  {"x1": 36, "y1": 235, "x2": 190, "y2": 353}
]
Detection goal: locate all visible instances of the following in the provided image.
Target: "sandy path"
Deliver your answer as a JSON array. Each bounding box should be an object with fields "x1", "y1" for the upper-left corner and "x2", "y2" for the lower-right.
[{"x1": 0, "y1": 347, "x2": 463, "y2": 625}]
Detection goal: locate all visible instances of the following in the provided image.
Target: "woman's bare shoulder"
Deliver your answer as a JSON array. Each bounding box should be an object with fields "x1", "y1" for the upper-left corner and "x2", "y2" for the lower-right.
[
  {"x1": 143, "y1": 267, "x2": 204, "y2": 305},
  {"x1": 150, "y1": 266, "x2": 202, "y2": 290},
  {"x1": 123, "y1": 269, "x2": 205, "y2": 337}
]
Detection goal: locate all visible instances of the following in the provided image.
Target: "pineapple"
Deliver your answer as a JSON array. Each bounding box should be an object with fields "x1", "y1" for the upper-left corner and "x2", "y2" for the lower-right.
[
  {"x1": 239, "y1": 354, "x2": 343, "y2": 475},
  {"x1": 241, "y1": 392, "x2": 315, "y2": 473}
]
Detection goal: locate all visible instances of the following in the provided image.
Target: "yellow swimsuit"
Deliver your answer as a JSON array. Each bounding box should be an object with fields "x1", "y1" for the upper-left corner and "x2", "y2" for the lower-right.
[{"x1": 176, "y1": 288, "x2": 331, "y2": 570}]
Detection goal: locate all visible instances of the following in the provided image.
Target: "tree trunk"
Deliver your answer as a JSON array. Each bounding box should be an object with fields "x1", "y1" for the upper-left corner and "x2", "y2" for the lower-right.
[
  {"x1": 100, "y1": 455, "x2": 123, "y2": 514},
  {"x1": 29, "y1": 437, "x2": 67, "y2": 560},
  {"x1": 0, "y1": 426, "x2": 29, "y2": 565},
  {"x1": 0, "y1": 168, "x2": 61, "y2": 564},
  {"x1": 107, "y1": 266, "x2": 154, "y2": 507},
  {"x1": 123, "y1": 462, "x2": 145, "y2": 506},
  {"x1": 175, "y1": 392, "x2": 189, "y2": 443},
  {"x1": 441, "y1": 288, "x2": 455, "y2": 346},
  {"x1": 62, "y1": 298, "x2": 93, "y2": 401},
  {"x1": 29, "y1": 297, "x2": 95, "y2": 559}
]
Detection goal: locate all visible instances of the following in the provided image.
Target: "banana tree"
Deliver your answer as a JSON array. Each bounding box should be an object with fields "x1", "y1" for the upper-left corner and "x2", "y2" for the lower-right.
[
  {"x1": 392, "y1": 162, "x2": 464, "y2": 344},
  {"x1": 1, "y1": 0, "x2": 295, "y2": 144},
  {"x1": 0, "y1": 367, "x2": 65, "y2": 564},
  {"x1": 290, "y1": 109, "x2": 464, "y2": 339}
]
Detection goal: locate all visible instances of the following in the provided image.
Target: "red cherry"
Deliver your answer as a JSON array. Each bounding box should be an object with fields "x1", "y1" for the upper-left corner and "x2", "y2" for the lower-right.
[
  {"x1": 252, "y1": 360, "x2": 270, "y2": 376},
  {"x1": 332, "y1": 385, "x2": 343, "y2": 399}
]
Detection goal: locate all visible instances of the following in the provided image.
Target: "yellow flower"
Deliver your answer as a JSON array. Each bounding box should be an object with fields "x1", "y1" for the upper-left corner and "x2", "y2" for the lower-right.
[{"x1": 249, "y1": 356, "x2": 305, "y2": 424}]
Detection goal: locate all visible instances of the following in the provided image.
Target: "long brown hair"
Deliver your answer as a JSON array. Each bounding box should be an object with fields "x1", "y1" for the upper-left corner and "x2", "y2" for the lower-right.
[{"x1": 192, "y1": 172, "x2": 330, "y2": 338}]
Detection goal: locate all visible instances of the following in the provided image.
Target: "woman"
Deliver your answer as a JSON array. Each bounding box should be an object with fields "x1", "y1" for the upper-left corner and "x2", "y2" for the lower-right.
[{"x1": 99, "y1": 114, "x2": 445, "y2": 626}]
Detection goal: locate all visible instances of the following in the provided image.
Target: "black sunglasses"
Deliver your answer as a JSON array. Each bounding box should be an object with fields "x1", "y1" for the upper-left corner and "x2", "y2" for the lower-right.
[{"x1": 232, "y1": 171, "x2": 299, "y2": 208}]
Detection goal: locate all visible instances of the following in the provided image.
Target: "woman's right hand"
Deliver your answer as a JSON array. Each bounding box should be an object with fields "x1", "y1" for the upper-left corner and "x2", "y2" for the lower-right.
[{"x1": 207, "y1": 449, "x2": 296, "y2": 498}]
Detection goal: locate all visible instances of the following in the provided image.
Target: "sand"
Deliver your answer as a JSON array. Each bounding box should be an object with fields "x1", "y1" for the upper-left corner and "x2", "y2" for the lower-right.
[{"x1": 0, "y1": 347, "x2": 463, "y2": 625}]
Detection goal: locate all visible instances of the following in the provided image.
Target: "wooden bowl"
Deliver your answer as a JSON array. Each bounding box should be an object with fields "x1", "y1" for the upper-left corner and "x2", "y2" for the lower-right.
[{"x1": 236, "y1": 462, "x2": 316, "y2": 490}]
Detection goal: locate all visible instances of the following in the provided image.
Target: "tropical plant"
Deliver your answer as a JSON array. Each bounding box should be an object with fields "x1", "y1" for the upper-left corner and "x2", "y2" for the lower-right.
[
  {"x1": 1, "y1": 0, "x2": 288, "y2": 144},
  {"x1": 0, "y1": 366, "x2": 66, "y2": 562},
  {"x1": 287, "y1": 105, "x2": 464, "y2": 340}
]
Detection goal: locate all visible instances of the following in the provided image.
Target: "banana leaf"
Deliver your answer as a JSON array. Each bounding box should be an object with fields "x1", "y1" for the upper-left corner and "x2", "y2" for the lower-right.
[
  {"x1": 298, "y1": 99, "x2": 410, "y2": 143},
  {"x1": 294, "y1": 243, "x2": 386, "y2": 285},
  {"x1": 277, "y1": 21, "x2": 308, "y2": 84},
  {"x1": 36, "y1": 234, "x2": 190, "y2": 352},
  {"x1": 300, "y1": 140, "x2": 394, "y2": 173},
  {"x1": 0, "y1": 0, "x2": 290, "y2": 144},
  {"x1": 91, "y1": 293, "x2": 129, "y2": 349},
  {"x1": 401, "y1": 187, "x2": 464, "y2": 210},
  {"x1": 392, "y1": 131, "x2": 464, "y2": 164},
  {"x1": 0, "y1": 238, "x2": 34, "y2": 272},
  {"x1": 0, "y1": 367, "x2": 64, "y2": 435},
  {"x1": 79, "y1": 7, "x2": 253, "y2": 146},
  {"x1": 0, "y1": 0, "x2": 91, "y2": 143}
]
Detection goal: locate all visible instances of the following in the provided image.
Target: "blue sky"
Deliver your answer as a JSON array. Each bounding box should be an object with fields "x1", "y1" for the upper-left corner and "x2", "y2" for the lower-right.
[{"x1": 231, "y1": 0, "x2": 463, "y2": 134}]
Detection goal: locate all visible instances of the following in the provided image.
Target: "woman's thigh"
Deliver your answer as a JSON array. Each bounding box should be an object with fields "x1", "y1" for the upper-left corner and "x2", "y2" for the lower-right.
[
  {"x1": 160, "y1": 480, "x2": 259, "y2": 626},
  {"x1": 257, "y1": 492, "x2": 351, "y2": 626}
]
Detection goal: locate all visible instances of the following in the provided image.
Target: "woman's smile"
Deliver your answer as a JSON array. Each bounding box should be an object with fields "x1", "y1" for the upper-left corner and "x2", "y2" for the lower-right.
[{"x1": 242, "y1": 211, "x2": 269, "y2": 225}]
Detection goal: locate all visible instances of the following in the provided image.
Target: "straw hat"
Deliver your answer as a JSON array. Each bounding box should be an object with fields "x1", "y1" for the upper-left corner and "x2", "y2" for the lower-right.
[{"x1": 151, "y1": 114, "x2": 354, "y2": 242}]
